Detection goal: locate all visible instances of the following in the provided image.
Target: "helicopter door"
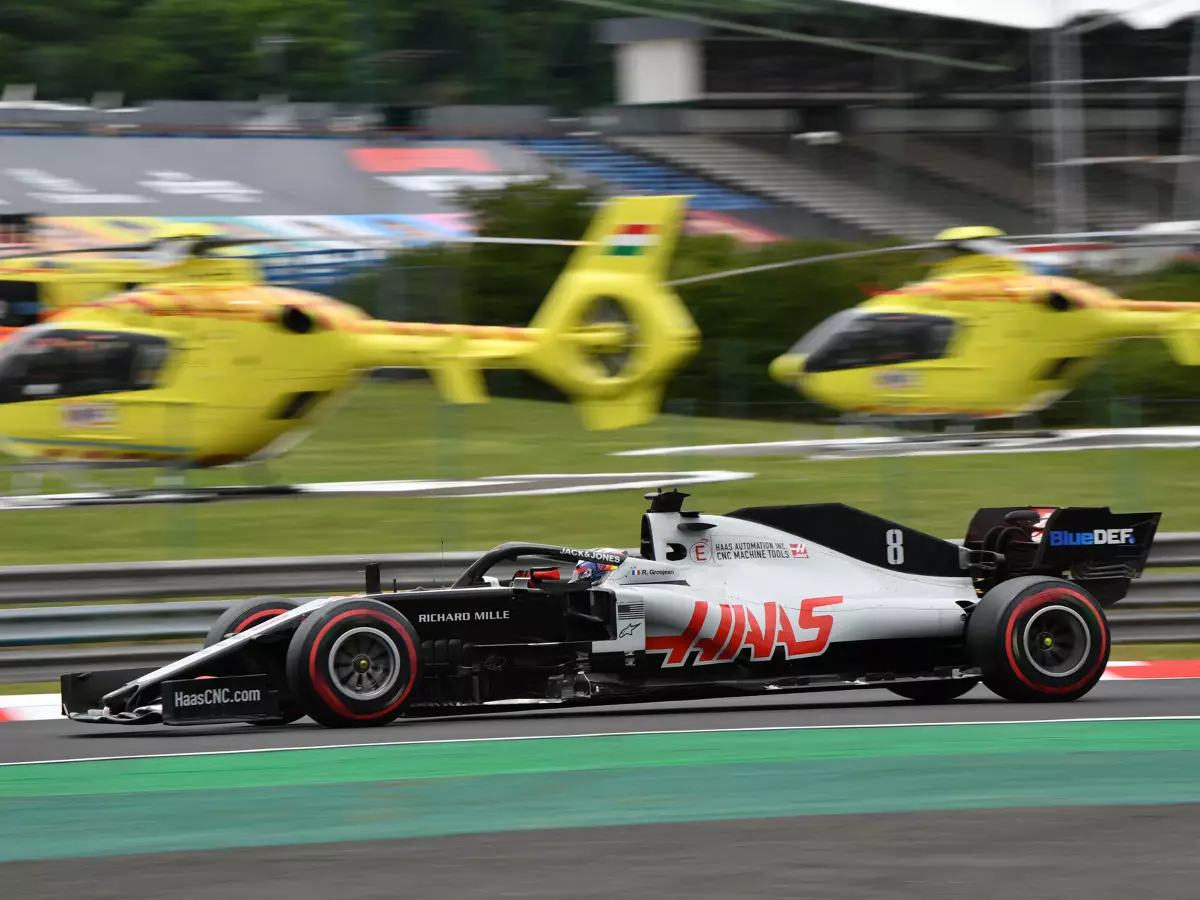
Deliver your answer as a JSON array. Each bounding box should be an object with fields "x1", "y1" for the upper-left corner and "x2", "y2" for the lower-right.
[
  {"x1": 0, "y1": 328, "x2": 174, "y2": 460},
  {"x1": 60, "y1": 331, "x2": 174, "y2": 458},
  {"x1": 799, "y1": 312, "x2": 959, "y2": 413},
  {"x1": 0, "y1": 281, "x2": 42, "y2": 328}
]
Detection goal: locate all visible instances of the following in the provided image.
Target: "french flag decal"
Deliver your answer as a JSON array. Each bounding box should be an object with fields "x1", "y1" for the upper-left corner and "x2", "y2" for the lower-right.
[{"x1": 605, "y1": 223, "x2": 658, "y2": 256}]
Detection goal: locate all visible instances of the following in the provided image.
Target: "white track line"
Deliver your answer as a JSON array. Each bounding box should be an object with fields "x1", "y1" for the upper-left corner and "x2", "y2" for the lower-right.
[{"x1": 5, "y1": 713, "x2": 1200, "y2": 768}]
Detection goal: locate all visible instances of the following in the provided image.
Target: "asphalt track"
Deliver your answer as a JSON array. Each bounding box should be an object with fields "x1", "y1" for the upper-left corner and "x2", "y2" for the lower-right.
[
  {"x1": 7, "y1": 806, "x2": 1200, "y2": 900},
  {"x1": 5, "y1": 680, "x2": 1200, "y2": 899},
  {"x1": 3, "y1": 678, "x2": 1198, "y2": 764}
]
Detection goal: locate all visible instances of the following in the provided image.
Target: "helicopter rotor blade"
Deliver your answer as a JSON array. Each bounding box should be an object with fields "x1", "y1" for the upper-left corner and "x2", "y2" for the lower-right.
[
  {"x1": 667, "y1": 225, "x2": 1200, "y2": 288},
  {"x1": 0, "y1": 242, "x2": 160, "y2": 262},
  {"x1": 666, "y1": 242, "x2": 939, "y2": 287},
  {"x1": 0, "y1": 234, "x2": 598, "y2": 263},
  {"x1": 448, "y1": 236, "x2": 593, "y2": 247},
  {"x1": 193, "y1": 235, "x2": 595, "y2": 249},
  {"x1": 985, "y1": 229, "x2": 1200, "y2": 244}
]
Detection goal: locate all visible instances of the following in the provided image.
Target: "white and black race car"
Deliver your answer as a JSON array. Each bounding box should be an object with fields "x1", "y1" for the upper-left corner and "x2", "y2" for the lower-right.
[{"x1": 61, "y1": 491, "x2": 1161, "y2": 728}]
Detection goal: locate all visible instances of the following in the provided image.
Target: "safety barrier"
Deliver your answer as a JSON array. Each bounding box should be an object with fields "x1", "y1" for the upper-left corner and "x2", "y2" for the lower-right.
[{"x1": 0, "y1": 536, "x2": 1197, "y2": 681}]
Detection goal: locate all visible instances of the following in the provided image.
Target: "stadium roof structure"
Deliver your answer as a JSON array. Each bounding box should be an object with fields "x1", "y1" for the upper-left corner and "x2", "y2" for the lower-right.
[{"x1": 836, "y1": 0, "x2": 1200, "y2": 30}]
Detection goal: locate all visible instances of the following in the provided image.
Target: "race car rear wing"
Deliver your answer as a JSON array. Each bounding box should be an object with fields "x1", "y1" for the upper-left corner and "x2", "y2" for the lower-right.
[
  {"x1": 964, "y1": 506, "x2": 1161, "y2": 605},
  {"x1": 1032, "y1": 507, "x2": 1160, "y2": 574}
]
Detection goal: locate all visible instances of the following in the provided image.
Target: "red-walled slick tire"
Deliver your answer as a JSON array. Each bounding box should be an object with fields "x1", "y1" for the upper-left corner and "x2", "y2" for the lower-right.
[
  {"x1": 206, "y1": 597, "x2": 299, "y2": 647},
  {"x1": 285, "y1": 598, "x2": 421, "y2": 729},
  {"x1": 966, "y1": 576, "x2": 1110, "y2": 703},
  {"x1": 205, "y1": 596, "x2": 304, "y2": 725}
]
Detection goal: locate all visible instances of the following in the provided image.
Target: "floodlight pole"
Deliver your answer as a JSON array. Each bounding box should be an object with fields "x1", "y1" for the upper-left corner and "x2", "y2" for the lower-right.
[
  {"x1": 1175, "y1": 15, "x2": 1200, "y2": 220},
  {"x1": 1049, "y1": 23, "x2": 1086, "y2": 233}
]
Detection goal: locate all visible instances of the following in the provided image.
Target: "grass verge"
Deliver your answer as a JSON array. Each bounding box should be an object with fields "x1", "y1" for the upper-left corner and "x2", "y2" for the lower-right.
[{"x1": 0, "y1": 382, "x2": 1194, "y2": 564}]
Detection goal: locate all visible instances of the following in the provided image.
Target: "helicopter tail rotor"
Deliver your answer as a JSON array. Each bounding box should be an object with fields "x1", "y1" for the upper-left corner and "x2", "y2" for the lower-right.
[
  {"x1": 522, "y1": 194, "x2": 699, "y2": 430},
  {"x1": 355, "y1": 195, "x2": 699, "y2": 430}
]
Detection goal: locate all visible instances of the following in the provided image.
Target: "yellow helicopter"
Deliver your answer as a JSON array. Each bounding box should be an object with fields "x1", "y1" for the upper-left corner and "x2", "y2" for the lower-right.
[
  {"x1": 722, "y1": 226, "x2": 1200, "y2": 420},
  {"x1": 0, "y1": 195, "x2": 698, "y2": 468},
  {"x1": 0, "y1": 220, "x2": 284, "y2": 333}
]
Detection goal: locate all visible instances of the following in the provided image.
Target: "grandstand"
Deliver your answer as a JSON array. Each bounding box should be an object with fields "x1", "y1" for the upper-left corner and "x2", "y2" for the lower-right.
[
  {"x1": 0, "y1": 3, "x2": 1195, "y2": 244},
  {"x1": 513, "y1": 136, "x2": 766, "y2": 211},
  {"x1": 514, "y1": 135, "x2": 871, "y2": 239},
  {"x1": 573, "y1": 4, "x2": 1200, "y2": 239}
]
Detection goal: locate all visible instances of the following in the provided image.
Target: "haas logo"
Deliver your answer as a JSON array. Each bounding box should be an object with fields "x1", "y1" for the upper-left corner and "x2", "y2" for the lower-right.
[{"x1": 647, "y1": 597, "x2": 842, "y2": 667}]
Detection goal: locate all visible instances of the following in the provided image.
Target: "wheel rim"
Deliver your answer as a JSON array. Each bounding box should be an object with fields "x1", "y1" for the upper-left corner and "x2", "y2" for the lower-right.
[
  {"x1": 1022, "y1": 604, "x2": 1091, "y2": 678},
  {"x1": 327, "y1": 627, "x2": 401, "y2": 701}
]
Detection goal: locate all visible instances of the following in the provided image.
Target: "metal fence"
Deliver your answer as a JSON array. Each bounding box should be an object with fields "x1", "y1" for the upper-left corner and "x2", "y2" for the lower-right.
[{"x1": 1, "y1": 537, "x2": 1197, "y2": 681}]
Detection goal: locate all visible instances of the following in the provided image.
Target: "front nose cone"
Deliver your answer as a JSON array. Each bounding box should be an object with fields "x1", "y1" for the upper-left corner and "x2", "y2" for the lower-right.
[{"x1": 769, "y1": 353, "x2": 806, "y2": 387}]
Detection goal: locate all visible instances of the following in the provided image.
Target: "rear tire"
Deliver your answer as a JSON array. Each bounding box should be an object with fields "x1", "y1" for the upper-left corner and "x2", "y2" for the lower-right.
[
  {"x1": 285, "y1": 598, "x2": 421, "y2": 729},
  {"x1": 966, "y1": 576, "x2": 1109, "y2": 703},
  {"x1": 887, "y1": 679, "x2": 980, "y2": 704},
  {"x1": 205, "y1": 596, "x2": 304, "y2": 726}
]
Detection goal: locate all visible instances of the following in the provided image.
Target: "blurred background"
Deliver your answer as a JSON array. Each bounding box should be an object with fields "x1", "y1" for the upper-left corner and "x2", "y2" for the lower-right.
[
  {"x1": 0, "y1": 1, "x2": 1196, "y2": 552},
  {"x1": 0, "y1": 0, "x2": 1196, "y2": 667},
  {"x1": 2, "y1": 5, "x2": 1200, "y2": 898}
]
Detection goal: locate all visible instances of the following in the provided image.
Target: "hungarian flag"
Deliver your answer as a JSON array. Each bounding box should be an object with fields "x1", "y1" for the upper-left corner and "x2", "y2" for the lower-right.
[{"x1": 605, "y1": 223, "x2": 658, "y2": 256}]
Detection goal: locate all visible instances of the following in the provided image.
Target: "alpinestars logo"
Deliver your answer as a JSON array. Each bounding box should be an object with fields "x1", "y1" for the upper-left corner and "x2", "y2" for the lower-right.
[{"x1": 619, "y1": 622, "x2": 641, "y2": 638}]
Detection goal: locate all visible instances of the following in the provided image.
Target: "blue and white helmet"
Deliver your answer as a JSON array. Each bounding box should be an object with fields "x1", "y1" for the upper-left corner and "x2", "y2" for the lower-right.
[{"x1": 571, "y1": 549, "x2": 623, "y2": 583}]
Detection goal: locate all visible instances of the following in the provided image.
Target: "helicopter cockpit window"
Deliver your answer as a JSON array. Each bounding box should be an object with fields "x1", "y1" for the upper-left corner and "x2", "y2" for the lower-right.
[
  {"x1": 803, "y1": 313, "x2": 957, "y2": 374},
  {"x1": 0, "y1": 327, "x2": 171, "y2": 404},
  {"x1": 0, "y1": 281, "x2": 41, "y2": 328},
  {"x1": 787, "y1": 309, "x2": 861, "y2": 357}
]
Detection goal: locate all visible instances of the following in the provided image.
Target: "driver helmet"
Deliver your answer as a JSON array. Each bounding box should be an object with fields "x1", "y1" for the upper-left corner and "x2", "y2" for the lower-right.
[{"x1": 571, "y1": 550, "x2": 622, "y2": 583}]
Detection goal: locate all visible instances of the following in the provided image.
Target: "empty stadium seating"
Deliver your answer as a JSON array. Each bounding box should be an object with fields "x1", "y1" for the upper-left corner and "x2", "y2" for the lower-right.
[
  {"x1": 612, "y1": 134, "x2": 959, "y2": 238},
  {"x1": 735, "y1": 135, "x2": 1037, "y2": 236},
  {"x1": 515, "y1": 137, "x2": 768, "y2": 211},
  {"x1": 849, "y1": 133, "x2": 1164, "y2": 230}
]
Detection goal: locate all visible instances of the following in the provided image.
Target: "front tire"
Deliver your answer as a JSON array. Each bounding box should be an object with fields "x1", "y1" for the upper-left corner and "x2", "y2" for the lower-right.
[
  {"x1": 205, "y1": 596, "x2": 304, "y2": 726},
  {"x1": 887, "y1": 679, "x2": 980, "y2": 704},
  {"x1": 205, "y1": 596, "x2": 298, "y2": 646},
  {"x1": 966, "y1": 576, "x2": 1109, "y2": 703},
  {"x1": 285, "y1": 598, "x2": 421, "y2": 728}
]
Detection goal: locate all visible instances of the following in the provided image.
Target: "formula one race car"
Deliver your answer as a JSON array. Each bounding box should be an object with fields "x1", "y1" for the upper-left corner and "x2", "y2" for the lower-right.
[{"x1": 61, "y1": 491, "x2": 1161, "y2": 728}]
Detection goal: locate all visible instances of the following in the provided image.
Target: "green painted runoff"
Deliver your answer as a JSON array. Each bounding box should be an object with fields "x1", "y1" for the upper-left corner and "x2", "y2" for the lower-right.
[{"x1": 2, "y1": 719, "x2": 1199, "y2": 862}]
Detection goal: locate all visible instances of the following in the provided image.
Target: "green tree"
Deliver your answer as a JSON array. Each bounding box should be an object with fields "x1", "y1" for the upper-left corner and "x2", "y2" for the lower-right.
[{"x1": 0, "y1": 0, "x2": 612, "y2": 105}]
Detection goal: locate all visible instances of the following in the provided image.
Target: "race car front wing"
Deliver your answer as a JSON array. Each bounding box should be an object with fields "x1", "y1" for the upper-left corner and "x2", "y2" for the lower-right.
[{"x1": 63, "y1": 671, "x2": 284, "y2": 726}]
